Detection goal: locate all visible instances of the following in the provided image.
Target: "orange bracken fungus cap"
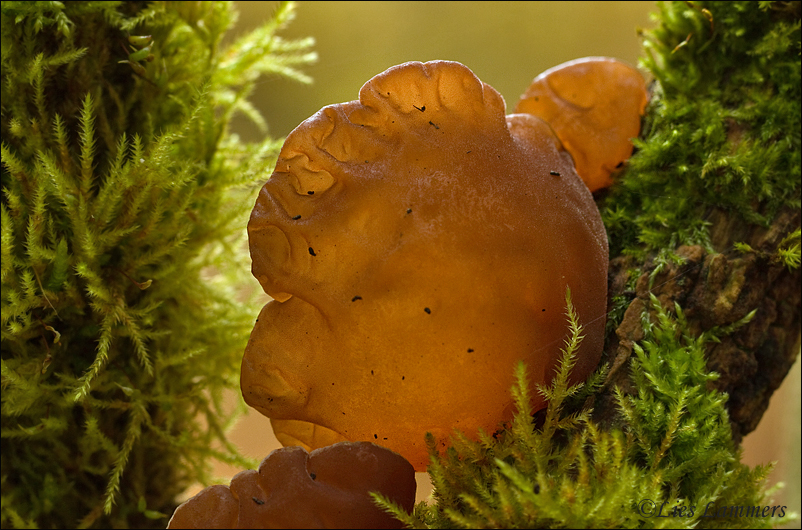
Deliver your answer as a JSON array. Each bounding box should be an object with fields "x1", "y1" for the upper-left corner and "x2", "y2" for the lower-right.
[
  {"x1": 167, "y1": 442, "x2": 416, "y2": 529},
  {"x1": 243, "y1": 60, "x2": 609, "y2": 471},
  {"x1": 515, "y1": 57, "x2": 648, "y2": 192}
]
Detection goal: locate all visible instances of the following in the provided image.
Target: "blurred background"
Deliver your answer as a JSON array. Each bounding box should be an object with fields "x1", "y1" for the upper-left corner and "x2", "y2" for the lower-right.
[
  {"x1": 227, "y1": 1, "x2": 656, "y2": 141},
  {"x1": 192, "y1": 1, "x2": 800, "y2": 523}
]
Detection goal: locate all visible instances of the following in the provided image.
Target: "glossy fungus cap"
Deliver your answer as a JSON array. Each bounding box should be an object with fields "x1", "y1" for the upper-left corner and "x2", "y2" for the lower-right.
[
  {"x1": 244, "y1": 60, "x2": 609, "y2": 470},
  {"x1": 167, "y1": 442, "x2": 415, "y2": 529},
  {"x1": 515, "y1": 57, "x2": 648, "y2": 192}
]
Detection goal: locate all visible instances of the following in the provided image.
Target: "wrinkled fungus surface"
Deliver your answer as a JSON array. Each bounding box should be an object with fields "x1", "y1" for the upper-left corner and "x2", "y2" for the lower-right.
[
  {"x1": 244, "y1": 60, "x2": 610, "y2": 470},
  {"x1": 167, "y1": 442, "x2": 415, "y2": 529},
  {"x1": 515, "y1": 57, "x2": 648, "y2": 192}
]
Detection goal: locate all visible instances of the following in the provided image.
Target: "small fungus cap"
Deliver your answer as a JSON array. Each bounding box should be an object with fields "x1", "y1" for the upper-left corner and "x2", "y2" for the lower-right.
[
  {"x1": 244, "y1": 60, "x2": 608, "y2": 470},
  {"x1": 167, "y1": 442, "x2": 416, "y2": 529},
  {"x1": 515, "y1": 57, "x2": 648, "y2": 192}
]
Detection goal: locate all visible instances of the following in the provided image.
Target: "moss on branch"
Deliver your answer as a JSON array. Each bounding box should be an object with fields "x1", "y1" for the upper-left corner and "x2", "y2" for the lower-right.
[{"x1": 1, "y1": 2, "x2": 315, "y2": 528}]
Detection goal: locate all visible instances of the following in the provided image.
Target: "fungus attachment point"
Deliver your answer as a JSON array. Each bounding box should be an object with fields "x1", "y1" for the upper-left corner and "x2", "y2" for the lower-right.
[
  {"x1": 244, "y1": 60, "x2": 608, "y2": 471},
  {"x1": 167, "y1": 442, "x2": 415, "y2": 529},
  {"x1": 515, "y1": 57, "x2": 648, "y2": 192}
]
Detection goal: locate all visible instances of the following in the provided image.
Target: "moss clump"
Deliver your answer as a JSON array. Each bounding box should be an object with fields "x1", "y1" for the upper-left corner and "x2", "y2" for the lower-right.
[
  {"x1": 602, "y1": 1, "x2": 800, "y2": 260},
  {"x1": 1, "y1": 1, "x2": 314, "y2": 527}
]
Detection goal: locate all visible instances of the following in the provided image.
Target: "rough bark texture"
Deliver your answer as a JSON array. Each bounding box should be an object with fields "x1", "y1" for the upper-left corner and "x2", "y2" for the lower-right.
[{"x1": 594, "y1": 205, "x2": 801, "y2": 444}]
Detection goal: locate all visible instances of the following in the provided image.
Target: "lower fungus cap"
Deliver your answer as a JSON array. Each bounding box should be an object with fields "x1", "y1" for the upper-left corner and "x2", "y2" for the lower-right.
[
  {"x1": 167, "y1": 442, "x2": 416, "y2": 529},
  {"x1": 244, "y1": 60, "x2": 609, "y2": 471}
]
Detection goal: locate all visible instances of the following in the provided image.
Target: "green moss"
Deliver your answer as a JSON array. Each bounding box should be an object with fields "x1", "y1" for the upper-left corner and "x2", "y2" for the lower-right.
[
  {"x1": 774, "y1": 227, "x2": 801, "y2": 268},
  {"x1": 601, "y1": 1, "x2": 800, "y2": 259},
  {"x1": 605, "y1": 293, "x2": 631, "y2": 335},
  {"x1": 1, "y1": 1, "x2": 314, "y2": 527}
]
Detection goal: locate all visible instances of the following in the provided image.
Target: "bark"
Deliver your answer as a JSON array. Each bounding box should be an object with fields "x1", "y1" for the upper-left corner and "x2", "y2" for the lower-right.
[{"x1": 594, "y1": 205, "x2": 801, "y2": 444}]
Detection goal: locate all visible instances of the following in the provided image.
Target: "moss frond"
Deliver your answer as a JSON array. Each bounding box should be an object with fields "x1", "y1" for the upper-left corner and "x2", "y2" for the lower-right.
[
  {"x1": 1, "y1": 1, "x2": 314, "y2": 527},
  {"x1": 775, "y1": 227, "x2": 801, "y2": 269}
]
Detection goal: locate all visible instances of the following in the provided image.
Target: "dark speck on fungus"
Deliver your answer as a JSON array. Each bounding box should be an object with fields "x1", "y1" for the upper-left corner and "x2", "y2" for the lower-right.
[
  {"x1": 352, "y1": 295, "x2": 363, "y2": 302},
  {"x1": 550, "y1": 170, "x2": 561, "y2": 176},
  {"x1": 308, "y1": 247, "x2": 316, "y2": 256},
  {"x1": 424, "y1": 307, "x2": 431, "y2": 314},
  {"x1": 292, "y1": 215, "x2": 301, "y2": 220}
]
